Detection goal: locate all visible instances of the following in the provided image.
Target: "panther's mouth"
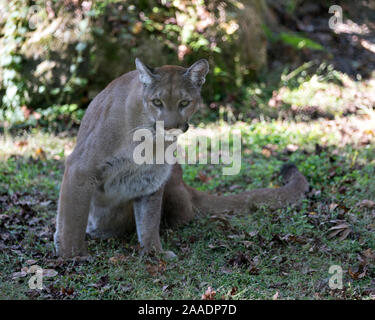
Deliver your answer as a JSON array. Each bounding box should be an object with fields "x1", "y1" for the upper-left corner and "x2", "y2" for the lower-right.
[
  {"x1": 155, "y1": 127, "x2": 183, "y2": 142},
  {"x1": 165, "y1": 128, "x2": 183, "y2": 141}
]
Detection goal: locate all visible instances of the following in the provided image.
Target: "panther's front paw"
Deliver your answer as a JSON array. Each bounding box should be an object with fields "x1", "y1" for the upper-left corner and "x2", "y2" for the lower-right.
[{"x1": 54, "y1": 239, "x2": 88, "y2": 258}]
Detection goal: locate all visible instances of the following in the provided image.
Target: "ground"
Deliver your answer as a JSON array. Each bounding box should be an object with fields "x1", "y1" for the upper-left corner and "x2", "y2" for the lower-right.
[{"x1": 1, "y1": 67, "x2": 375, "y2": 299}]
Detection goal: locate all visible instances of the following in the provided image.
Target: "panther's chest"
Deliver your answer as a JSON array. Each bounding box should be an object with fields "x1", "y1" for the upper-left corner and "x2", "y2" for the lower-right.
[{"x1": 102, "y1": 163, "x2": 171, "y2": 203}]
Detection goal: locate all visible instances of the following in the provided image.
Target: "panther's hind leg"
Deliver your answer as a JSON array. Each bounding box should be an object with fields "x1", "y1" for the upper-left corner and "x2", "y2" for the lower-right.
[
  {"x1": 162, "y1": 164, "x2": 196, "y2": 228},
  {"x1": 86, "y1": 201, "x2": 135, "y2": 239}
]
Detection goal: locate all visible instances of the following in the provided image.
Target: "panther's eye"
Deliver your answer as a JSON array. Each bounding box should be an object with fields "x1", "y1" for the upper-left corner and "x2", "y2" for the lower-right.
[
  {"x1": 152, "y1": 99, "x2": 163, "y2": 107},
  {"x1": 179, "y1": 100, "x2": 190, "y2": 108}
]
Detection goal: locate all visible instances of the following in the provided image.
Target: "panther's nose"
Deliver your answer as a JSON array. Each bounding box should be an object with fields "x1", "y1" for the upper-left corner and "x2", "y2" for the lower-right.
[
  {"x1": 181, "y1": 123, "x2": 189, "y2": 133},
  {"x1": 163, "y1": 122, "x2": 189, "y2": 132}
]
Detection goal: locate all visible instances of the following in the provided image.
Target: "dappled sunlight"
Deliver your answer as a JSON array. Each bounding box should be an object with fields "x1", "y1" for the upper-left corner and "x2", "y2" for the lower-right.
[{"x1": 0, "y1": 131, "x2": 75, "y2": 161}]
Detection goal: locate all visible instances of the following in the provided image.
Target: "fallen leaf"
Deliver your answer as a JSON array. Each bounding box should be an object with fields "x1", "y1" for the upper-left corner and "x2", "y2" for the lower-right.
[
  {"x1": 109, "y1": 254, "x2": 127, "y2": 264},
  {"x1": 145, "y1": 259, "x2": 166, "y2": 276},
  {"x1": 26, "y1": 290, "x2": 41, "y2": 299},
  {"x1": 198, "y1": 171, "x2": 212, "y2": 183},
  {"x1": 61, "y1": 287, "x2": 74, "y2": 296},
  {"x1": 271, "y1": 233, "x2": 307, "y2": 245},
  {"x1": 119, "y1": 284, "x2": 133, "y2": 293},
  {"x1": 210, "y1": 215, "x2": 232, "y2": 231},
  {"x1": 241, "y1": 240, "x2": 254, "y2": 248},
  {"x1": 230, "y1": 286, "x2": 238, "y2": 296},
  {"x1": 228, "y1": 252, "x2": 251, "y2": 267},
  {"x1": 15, "y1": 141, "x2": 28, "y2": 148},
  {"x1": 12, "y1": 271, "x2": 27, "y2": 279},
  {"x1": 327, "y1": 222, "x2": 352, "y2": 240},
  {"x1": 95, "y1": 275, "x2": 109, "y2": 288},
  {"x1": 357, "y1": 200, "x2": 375, "y2": 209},
  {"x1": 43, "y1": 269, "x2": 58, "y2": 277},
  {"x1": 248, "y1": 230, "x2": 259, "y2": 237},
  {"x1": 201, "y1": 286, "x2": 216, "y2": 300},
  {"x1": 39, "y1": 201, "x2": 52, "y2": 207},
  {"x1": 329, "y1": 203, "x2": 339, "y2": 212},
  {"x1": 162, "y1": 285, "x2": 169, "y2": 293},
  {"x1": 227, "y1": 252, "x2": 260, "y2": 275},
  {"x1": 35, "y1": 147, "x2": 46, "y2": 160},
  {"x1": 362, "y1": 288, "x2": 375, "y2": 296},
  {"x1": 348, "y1": 266, "x2": 367, "y2": 280},
  {"x1": 272, "y1": 291, "x2": 279, "y2": 300},
  {"x1": 347, "y1": 248, "x2": 374, "y2": 280},
  {"x1": 361, "y1": 248, "x2": 375, "y2": 261}
]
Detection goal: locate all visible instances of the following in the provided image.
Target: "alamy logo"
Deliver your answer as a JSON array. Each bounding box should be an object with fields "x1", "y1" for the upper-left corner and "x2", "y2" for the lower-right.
[
  {"x1": 328, "y1": 265, "x2": 343, "y2": 290},
  {"x1": 132, "y1": 121, "x2": 242, "y2": 175},
  {"x1": 28, "y1": 5, "x2": 43, "y2": 30},
  {"x1": 28, "y1": 265, "x2": 43, "y2": 290},
  {"x1": 328, "y1": 5, "x2": 343, "y2": 30}
]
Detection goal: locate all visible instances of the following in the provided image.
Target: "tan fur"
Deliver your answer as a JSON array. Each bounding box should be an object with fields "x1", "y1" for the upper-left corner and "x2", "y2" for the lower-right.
[{"x1": 54, "y1": 59, "x2": 309, "y2": 258}]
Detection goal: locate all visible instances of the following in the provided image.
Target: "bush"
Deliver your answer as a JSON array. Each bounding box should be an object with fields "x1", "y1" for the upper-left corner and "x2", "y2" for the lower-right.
[{"x1": 0, "y1": 0, "x2": 271, "y2": 128}]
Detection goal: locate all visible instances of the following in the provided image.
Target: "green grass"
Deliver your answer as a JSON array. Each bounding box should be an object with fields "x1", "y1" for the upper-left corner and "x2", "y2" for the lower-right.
[
  {"x1": 1, "y1": 112, "x2": 374, "y2": 299},
  {"x1": 1, "y1": 68, "x2": 375, "y2": 300}
]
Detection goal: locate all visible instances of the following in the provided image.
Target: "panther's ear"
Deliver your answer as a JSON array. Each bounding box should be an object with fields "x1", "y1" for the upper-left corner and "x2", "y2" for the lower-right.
[
  {"x1": 184, "y1": 59, "x2": 209, "y2": 88},
  {"x1": 135, "y1": 58, "x2": 157, "y2": 85}
]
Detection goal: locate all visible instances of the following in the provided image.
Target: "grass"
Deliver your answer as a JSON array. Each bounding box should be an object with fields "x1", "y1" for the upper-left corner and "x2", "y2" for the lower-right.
[{"x1": 1, "y1": 69, "x2": 375, "y2": 300}]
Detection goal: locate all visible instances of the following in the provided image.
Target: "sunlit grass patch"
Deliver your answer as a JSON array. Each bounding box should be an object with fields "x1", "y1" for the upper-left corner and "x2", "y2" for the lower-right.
[
  {"x1": 0, "y1": 130, "x2": 76, "y2": 161},
  {"x1": 0, "y1": 115, "x2": 374, "y2": 300},
  {"x1": 280, "y1": 73, "x2": 375, "y2": 116}
]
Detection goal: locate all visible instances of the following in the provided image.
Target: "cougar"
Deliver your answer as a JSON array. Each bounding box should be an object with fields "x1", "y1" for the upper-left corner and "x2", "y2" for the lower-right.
[{"x1": 54, "y1": 58, "x2": 309, "y2": 258}]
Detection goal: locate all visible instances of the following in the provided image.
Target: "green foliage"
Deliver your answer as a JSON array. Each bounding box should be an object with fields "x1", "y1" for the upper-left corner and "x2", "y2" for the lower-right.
[
  {"x1": 0, "y1": 0, "x2": 250, "y2": 127},
  {"x1": 279, "y1": 32, "x2": 324, "y2": 51},
  {"x1": 263, "y1": 25, "x2": 324, "y2": 51},
  {"x1": 0, "y1": 0, "x2": 327, "y2": 129}
]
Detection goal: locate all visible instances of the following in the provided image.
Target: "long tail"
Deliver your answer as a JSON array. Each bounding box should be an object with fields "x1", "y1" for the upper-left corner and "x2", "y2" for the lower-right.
[{"x1": 185, "y1": 164, "x2": 309, "y2": 215}]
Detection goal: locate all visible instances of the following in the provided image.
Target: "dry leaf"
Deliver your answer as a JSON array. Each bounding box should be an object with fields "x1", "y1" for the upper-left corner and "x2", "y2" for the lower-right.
[
  {"x1": 120, "y1": 284, "x2": 133, "y2": 293},
  {"x1": 43, "y1": 269, "x2": 58, "y2": 277},
  {"x1": 210, "y1": 215, "x2": 232, "y2": 230},
  {"x1": 198, "y1": 171, "x2": 212, "y2": 183},
  {"x1": 348, "y1": 266, "x2": 367, "y2": 280},
  {"x1": 329, "y1": 203, "x2": 339, "y2": 212},
  {"x1": 362, "y1": 248, "x2": 375, "y2": 261},
  {"x1": 357, "y1": 200, "x2": 375, "y2": 209},
  {"x1": 241, "y1": 240, "x2": 254, "y2": 248},
  {"x1": 347, "y1": 248, "x2": 374, "y2": 280},
  {"x1": 145, "y1": 259, "x2": 166, "y2": 276},
  {"x1": 61, "y1": 287, "x2": 74, "y2": 296},
  {"x1": 109, "y1": 254, "x2": 127, "y2": 264},
  {"x1": 327, "y1": 222, "x2": 352, "y2": 240},
  {"x1": 35, "y1": 147, "x2": 46, "y2": 160},
  {"x1": 201, "y1": 286, "x2": 216, "y2": 300},
  {"x1": 15, "y1": 141, "x2": 28, "y2": 148},
  {"x1": 12, "y1": 271, "x2": 27, "y2": 279},
  {"x1": 230, "y1": 286, "x2": 238, "y2": 296},
  {"x1": 272, "y1": 291, "x2": 279, "y2": 300}
]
